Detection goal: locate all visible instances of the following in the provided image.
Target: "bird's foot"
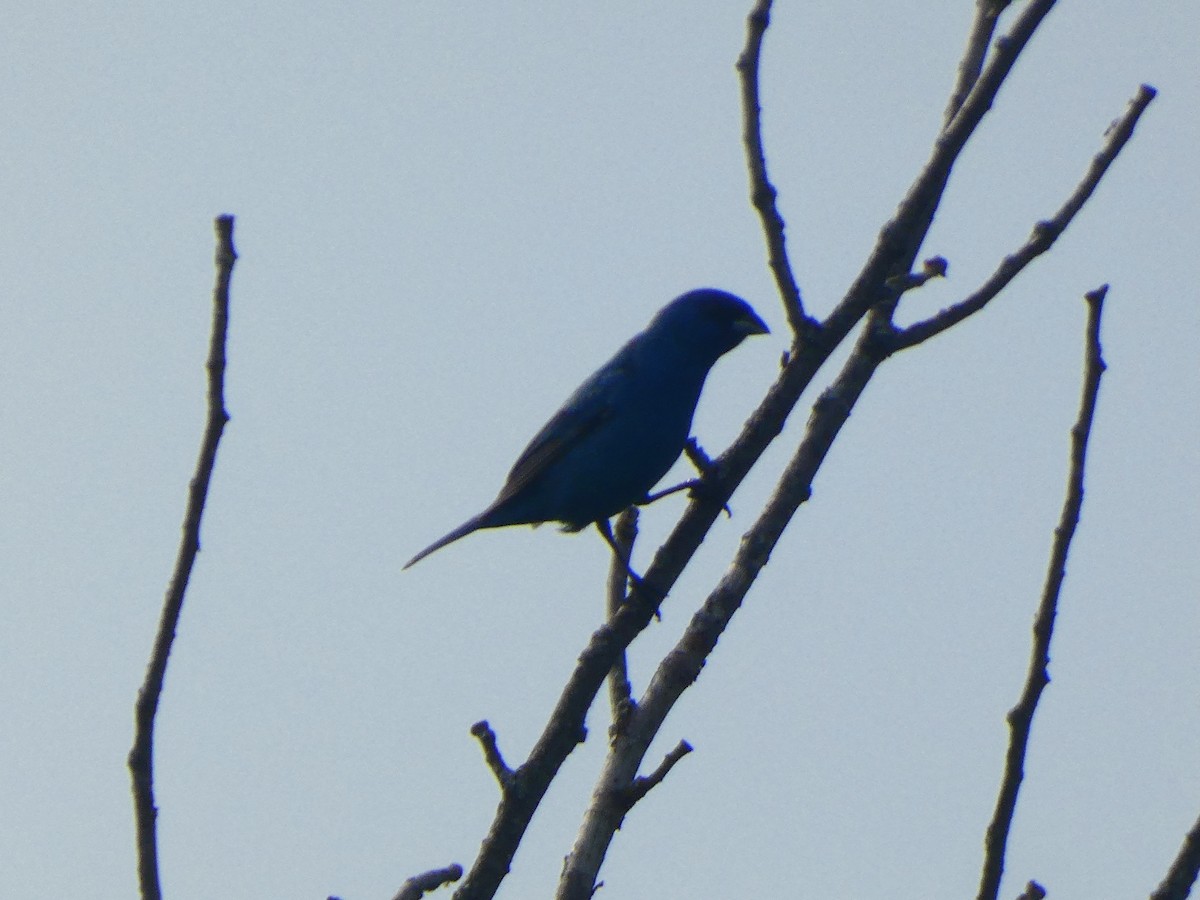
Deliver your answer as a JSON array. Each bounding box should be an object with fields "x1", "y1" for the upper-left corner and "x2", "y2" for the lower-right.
[
  {"x1": 683, "y1": 438, "x2": 732, "y2": 517},
  {"x1": 625, "y1": 571, "x2": 665, "y2": 620}
]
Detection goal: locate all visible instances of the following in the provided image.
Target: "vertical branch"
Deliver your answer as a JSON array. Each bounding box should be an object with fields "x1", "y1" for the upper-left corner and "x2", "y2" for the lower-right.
[
  {"x1": 942, "y1": 0, "x2": 1012, "y2": 128},
  {"x1": 606, "y1": 509, "x2": 638, "y2": 732},
  {"x1": 1150, "y1": 812, "x2": 1200, "y2": 900},
  {"x1": 128, "y1": 215, "x2": 237, "y2": 900},
  {"x1": 977, "y1": 285, "x2": 1108, "y2": 900},
  {"x1": 735, "y1": 0, "x2": 813, "y2": 337}
]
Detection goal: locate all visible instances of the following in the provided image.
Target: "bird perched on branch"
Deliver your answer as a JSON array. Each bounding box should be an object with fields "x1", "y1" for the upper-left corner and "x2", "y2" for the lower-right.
[{"x1": 404, "y1": 288, "x2": 769, "y2": 570}]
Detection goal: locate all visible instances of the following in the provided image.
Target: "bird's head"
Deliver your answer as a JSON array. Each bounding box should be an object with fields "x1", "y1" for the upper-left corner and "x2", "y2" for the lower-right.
[{"x1": 650, "y1": 288, "x2": 770, "y2": 360}]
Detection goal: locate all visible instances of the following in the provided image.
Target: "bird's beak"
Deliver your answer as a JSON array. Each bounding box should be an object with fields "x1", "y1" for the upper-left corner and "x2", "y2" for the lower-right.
[{"x1": 737, "y1": 310, "x2": 770, "y2": 337}]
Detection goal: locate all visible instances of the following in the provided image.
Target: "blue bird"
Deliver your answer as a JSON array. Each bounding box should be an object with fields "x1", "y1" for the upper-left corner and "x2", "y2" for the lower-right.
[{"x1": 403, "y1": 288, "x2": 769, "y2": 570}]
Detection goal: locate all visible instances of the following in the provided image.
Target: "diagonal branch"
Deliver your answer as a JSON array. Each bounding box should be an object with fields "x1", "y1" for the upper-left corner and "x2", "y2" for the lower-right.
[
  {"x1": 449, "y1": 4, "x2": 1124, "y2": 896},
  {"x1": 392, "y1": 864, "x2": 465, "y2": 900},
  {"x1": 128, "y1": 215, "x2": 237, "y2": 900},
  {"x1": 893, "y1": 85, "x2": 1156, "y2": 352},
  {"x1": 943, "y1": 0, "x2": 1013, "y2": 128},
  {"x1": 1150, "y1": 811, "x2": 1200, "y2": 900},
  {"x1": 552, "y1": 307, "x2": 898, "y2": 900},
  {"x1": 626, "y1": 739, "x2": 693, "y2": 806},
  {"x1": 976, "y1": 285, "x2": 1109, "y2": 900},
  {"x1": 823, "y1": 0, "x2": 1061, "y2": 341},
  {"x1": 605, "y1": 509, "x2": 638, "y2": 734},
  {"x1": 617, "y1": 0, "x2": 1077, "y2": 684},
  {"x1": 556, "y1": 737, "x2": 693, "y2": 900},
  {"x1": 453, "y1": 573, "x2": 680, "y2": 900},
  {"x1": 470, "y1": 721, "x2": 515, "y2": 790}
]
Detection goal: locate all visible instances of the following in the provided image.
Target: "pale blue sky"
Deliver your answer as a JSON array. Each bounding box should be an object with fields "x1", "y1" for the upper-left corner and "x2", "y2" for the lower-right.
[{"x1": 1, "y1": 3, "x2": 1197, "y2": 898}]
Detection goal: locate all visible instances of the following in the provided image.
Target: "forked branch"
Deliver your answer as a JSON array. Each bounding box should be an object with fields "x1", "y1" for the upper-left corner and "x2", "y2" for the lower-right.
[
  {"x1": 444, "y1": 4, "x2": 1151, "y2": 896},
  {"x1": 894, "y1": 86, "x2": 1156, "y2": 352}
]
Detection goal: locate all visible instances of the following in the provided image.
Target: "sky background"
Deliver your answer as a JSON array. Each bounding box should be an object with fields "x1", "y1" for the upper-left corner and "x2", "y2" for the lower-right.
[{"x1": 2, "y1": 2, "x2": 1197, "y2": 898}]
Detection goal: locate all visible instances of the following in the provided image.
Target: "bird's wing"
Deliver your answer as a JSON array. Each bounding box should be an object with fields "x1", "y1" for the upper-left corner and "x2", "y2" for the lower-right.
[{"x1": 492, "y1": 358, "x2": 631, "y2": 506}]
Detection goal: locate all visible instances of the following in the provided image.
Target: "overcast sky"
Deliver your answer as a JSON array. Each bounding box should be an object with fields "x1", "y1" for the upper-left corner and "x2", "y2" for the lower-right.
[{"x1": 2, "y1": 3, "x2": 1197, "y2": 898}]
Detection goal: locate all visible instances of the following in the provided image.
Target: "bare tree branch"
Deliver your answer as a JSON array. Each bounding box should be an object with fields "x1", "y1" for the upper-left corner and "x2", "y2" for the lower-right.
[
  {"x1": 609, "y1": 305, "x2": 889, "y2": 761},
  {"x1": 557, "y1": 715, "x2": 691, "y2": 900},
  {"x1": 637, "y1": 0, "x2": 1077, "y2": 661},
  {"x1": 1150, "y1": 812, "x2": 1200, "y2": 900},
  {"x1": 735, "y1": 0, "x2": 813, "y2": 337},
  {"x1": 452, "y1": 595, "x2": 661, "y2": 899},
  {"x1": 553, "y1": 306, "x2": 900, "y2": 900},
  {"x1": 449, "y1": 4, "x2": 1145, "y2": 895},
  {"x1": 127, "y1": 215, "x2": 236, "y2": 900},
  {"x1": 976, "y1": 286, "x2": 1109, "y2": 900},
  {"x1": 606, "y1": 509, "x2": 638, "y2": 735},
  {"x1": 626, "y1": 740, "x2": 693, "y2": 806},
  {"x1": 391, "y1": 864, "x2": 465, "y2": 900},
  {"x1": 893, "y1": 86, "x2": 1156, "y2": 352},
  {"x1": 1014, "y1": 881, "x2": 1046, "y2": 900},
  {"x1": 470, "y1": 721, "x2": 514, "y2": 790},
  {"x1": 943, "y1": 0, "x2": 1013, "y2": 128},
  {"x1": 823, "y1": 0, "x2": 1061, "y2": 340}
]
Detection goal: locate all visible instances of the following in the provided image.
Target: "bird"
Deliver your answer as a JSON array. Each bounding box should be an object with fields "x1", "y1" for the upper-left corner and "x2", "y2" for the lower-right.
[{"x1": 403, "y1": 288, "x2": 769, "y2": 570}]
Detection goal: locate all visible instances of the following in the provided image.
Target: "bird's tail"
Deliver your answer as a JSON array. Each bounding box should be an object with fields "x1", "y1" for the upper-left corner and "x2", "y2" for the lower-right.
[{"x1": 403, "y1": 513, "x2": 489, "y2": 569}]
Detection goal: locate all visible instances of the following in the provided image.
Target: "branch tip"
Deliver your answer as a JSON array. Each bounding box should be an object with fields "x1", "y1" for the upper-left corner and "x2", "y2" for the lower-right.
[
  {"x1": 737, "y1": 0, "x2": 808, "y2": 332},
  {"x1": 976, "y1": 287, "x2": 1109, "y2": 900},
  {"x1": 886, "y1": 255, "x2": 950, "y2": 293},
  {"x1": 1150, "y1": 811, "x2": 1200, "y2": 900},
  {"x1": 893, "y1": 85, "x2": 1153, "y2": 353},
  {"x1": 391, "y1": 863, "x2": 464, "y2": 900},
  {"x1": 129, "y1": 214, "x2": 237, "y2": 900},
  {"x1": 627, "y1": 740, "x2": 694, "y2": 807},
  {"x1": 470, "y1": 721, "x2": 515, "y2": 789}
]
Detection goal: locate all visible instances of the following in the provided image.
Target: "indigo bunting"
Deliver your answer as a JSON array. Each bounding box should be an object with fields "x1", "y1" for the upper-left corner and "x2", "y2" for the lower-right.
[{"x1": 404, "y1": 288, "x2": 768, "y2": 569}]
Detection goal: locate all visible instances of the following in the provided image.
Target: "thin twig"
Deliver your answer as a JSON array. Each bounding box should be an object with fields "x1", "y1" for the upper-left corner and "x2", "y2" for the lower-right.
[
  {"x1": 943, "y1": 0, "x2": 1012, "y2": 128},
  {"x1": 625, "y1": 740, "x2": 693, "y2": 807},
  {"x1": 894, "y1": 86, "x2": 1156, "y2": 352},
  {"x1": 976, "y1": 286, "x2": 1109, "y2": 900},
  {"x1": 606, "y1": 509, "x2": 638, "y2": 735},
  {"x1": 1150, "y1": 811, "x2": 1200, "y2": 900},
  {"x1": 824, "y1": 0, "x2": 1063, "y2": 341},
  {"x1": 392, "y1": 864, "x2": 465, "y2": 900},
  {"x1": 127, "y1": 215, "x2": 236, "y2": 900},
  {"x1": 735, "y1": 0, "x2": 814, "y2": 337},
  {"x1": 886, "y1": 255, "x2": 949, "y2": 294},
  {"x1": 682, "y1": 437, "x2": 715, "y2": 477},
  {"x1": 470, "y1": 721, "x2": 514, "y2": 789}
]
